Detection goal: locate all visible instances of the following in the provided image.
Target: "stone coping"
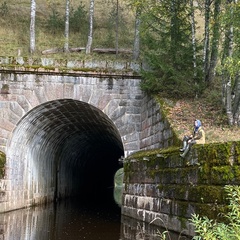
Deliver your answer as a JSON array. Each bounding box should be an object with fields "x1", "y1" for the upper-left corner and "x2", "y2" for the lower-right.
[{"x1": 0, "y1": 56, "x2": 142, "y2": 78}]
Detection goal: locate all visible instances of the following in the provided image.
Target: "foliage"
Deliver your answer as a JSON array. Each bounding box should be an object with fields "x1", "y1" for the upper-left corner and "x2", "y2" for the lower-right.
[
  {"x1": 103, "y1": 3, "x2": 128, "y2": 48},
  {"x1": 69, "y1": 2, "x2": 88, "y2": 34},
  {"x1": 0, "y1": 1, "x2": 8, "y2": 17},
  {"x1": 46, "y1": 7, "x2": 64, "y2": 34},
  {"x1": 190, "y1": 185, "x2": 240, "y2": 240},
  {"x1": 139, "y1": 0, "x2": 203, "y2": 98}
]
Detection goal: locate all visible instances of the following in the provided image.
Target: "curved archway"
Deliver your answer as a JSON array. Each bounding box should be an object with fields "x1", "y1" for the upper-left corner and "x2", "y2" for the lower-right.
[{"x1": 6, "y1": 99, "x2": 124, "y2": 208}]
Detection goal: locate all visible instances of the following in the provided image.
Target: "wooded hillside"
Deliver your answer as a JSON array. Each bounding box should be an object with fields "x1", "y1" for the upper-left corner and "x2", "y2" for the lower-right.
[{"x1": 0, "y1": 0, "x2": 135, "y2": 57}]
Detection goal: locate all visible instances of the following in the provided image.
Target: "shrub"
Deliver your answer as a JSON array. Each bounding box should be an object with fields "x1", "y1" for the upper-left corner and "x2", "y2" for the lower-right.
[{"x1": 190, "y1": 185, "x2": 240, "y2": 240}]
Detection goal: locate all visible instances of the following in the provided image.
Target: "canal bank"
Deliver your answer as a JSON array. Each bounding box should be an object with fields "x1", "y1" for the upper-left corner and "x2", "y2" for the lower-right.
[{"x1": 121, "y1": 141, "x2": 240, "y2": 237}]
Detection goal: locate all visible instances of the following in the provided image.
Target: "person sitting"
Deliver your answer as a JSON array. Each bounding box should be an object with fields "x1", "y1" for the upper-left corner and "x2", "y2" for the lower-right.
[{"x1": 180, "y1": 119, "x2": 205, "y2": 158}]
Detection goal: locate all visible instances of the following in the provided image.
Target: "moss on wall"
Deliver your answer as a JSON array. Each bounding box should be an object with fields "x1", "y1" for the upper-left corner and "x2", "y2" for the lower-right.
[
  {"x1": 0, "y1": 151, "x2": 6, "y2": 179},
  {"x1": 123, "y1": 140, "x2": 240, "y2": 225}
]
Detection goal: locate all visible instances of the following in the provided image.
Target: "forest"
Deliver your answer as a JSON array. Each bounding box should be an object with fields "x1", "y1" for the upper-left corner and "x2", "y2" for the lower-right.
[{"x1": 1, "y1": 0, "x2": 240, "y2": 125}]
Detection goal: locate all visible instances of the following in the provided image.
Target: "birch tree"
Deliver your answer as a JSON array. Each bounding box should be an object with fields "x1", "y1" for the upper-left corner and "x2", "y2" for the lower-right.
[
  {"x1": 221, "y1": 0, "x2": 237, "y2": 125},
  {"x1": 86, "y1": 0, "x2": 95, "y2": 54},
  {"x1": 124, "y1": 0, "x2": 145, "y2": 60},
  {"x1": 116, "y1": 0, "x2": 119, "y2": 56},
  {"x1": 132, "y1": 7, "x2": 141, "y2": 61},
  {"x1": 64, "y1": 0, "x2": 70, "y2": 52},
  {"x1": 30, "y1": 0, "x2": 36, "y2": 54}
]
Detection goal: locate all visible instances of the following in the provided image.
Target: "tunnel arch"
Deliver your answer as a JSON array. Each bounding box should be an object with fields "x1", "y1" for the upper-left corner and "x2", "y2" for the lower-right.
[{"x1": 6, "y1": 99, "x2": 124, "y2": 207}]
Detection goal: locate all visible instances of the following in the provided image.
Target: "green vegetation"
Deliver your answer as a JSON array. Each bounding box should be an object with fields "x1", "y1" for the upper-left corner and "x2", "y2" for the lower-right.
[
  {"x1": 140, "y1": 1, "x2": 202, "y2": 98},
  {"x1": 0, "y1": 0, "x2": 135, "y2": 58},
  {"x1": 191, "y1": 185, "x2": 240, "y2": 240},
  {"x1": 0, "y1": 151, "x2": 6, "y2": 178}
]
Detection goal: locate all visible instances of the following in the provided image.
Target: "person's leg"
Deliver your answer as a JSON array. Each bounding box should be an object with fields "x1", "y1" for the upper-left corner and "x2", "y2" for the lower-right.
[
  {"x1": 180, "y1": 144, "x2": 190, "y2": 157},
  {"x1": 180, "y1": 140, "x2": 196, "y2": 158},
  {"x1": 180, "y1": 136, "x2": 189, "y2": 151}
]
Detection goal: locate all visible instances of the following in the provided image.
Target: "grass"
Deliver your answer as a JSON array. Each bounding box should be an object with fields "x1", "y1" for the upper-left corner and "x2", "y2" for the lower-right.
[
  {"x1": 164, "y1": 94, "x2": 240, "y2": 144},
  {"x1": 0, "y1": 0, "x2": 135, "y2": 58}
]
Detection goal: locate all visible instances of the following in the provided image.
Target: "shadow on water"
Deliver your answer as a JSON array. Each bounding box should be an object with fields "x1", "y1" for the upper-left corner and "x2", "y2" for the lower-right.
[
  {"x1": 121, "y1": 215, "x2": 192, "y2": 240},
  {"x1": 0, "y1": 197, "x2": 121, "y2": 240},
  {"x1": 0, "y1": 198, "x2": 191, "y2": 240}
]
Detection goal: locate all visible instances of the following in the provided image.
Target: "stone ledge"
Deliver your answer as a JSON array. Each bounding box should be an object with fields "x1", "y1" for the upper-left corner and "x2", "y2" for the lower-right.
[{"x1": 0, "y1": 56, "x2": 142, "y2": 78}]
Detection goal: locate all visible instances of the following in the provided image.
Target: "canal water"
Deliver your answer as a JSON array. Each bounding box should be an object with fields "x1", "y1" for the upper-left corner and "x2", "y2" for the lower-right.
[{"x1": 0, "y1": 197, "x2": 190, "y2": 240}]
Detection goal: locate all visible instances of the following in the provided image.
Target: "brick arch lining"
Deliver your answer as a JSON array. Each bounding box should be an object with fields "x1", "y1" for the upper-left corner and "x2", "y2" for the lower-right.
[{"x1": 6, "y1": 99, "x2": 124, "y2": 209}]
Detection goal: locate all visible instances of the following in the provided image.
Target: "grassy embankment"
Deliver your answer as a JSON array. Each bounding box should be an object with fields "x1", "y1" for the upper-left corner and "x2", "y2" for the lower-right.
[{"x1": 0, "y1": 0, "x2": 135, "y2": 59}]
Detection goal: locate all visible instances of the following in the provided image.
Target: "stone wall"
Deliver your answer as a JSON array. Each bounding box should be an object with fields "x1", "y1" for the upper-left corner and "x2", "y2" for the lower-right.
[
  {"x1": 140, "y1": 96, "x2": 179, "y2": 150},
  {"x1": 0, "y1": 57, "x2": 177, "y2": 212},
  {"x1": 122, "y1": 141, "x2": 240, "y2": 237}
]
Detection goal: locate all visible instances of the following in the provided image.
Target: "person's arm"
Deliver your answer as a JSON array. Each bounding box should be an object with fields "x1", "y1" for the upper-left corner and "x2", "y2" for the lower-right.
[{"x1": 194, "y1": 129, "x2": 203, "y2": 140}]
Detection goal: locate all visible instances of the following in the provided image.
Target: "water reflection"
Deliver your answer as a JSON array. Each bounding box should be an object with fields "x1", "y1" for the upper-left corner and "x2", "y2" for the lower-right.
[
  {"x1": 121, "y1": 215, "x2": 191, "y2": 240},
  {"x1": 0, "y1": 199, "x2": 121, "y2": 240},
  {"x1": 0, "y1": 199, "x2": 191, "y2": 240}
]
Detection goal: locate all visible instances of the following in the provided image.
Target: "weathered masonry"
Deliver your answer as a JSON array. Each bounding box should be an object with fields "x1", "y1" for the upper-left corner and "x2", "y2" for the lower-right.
[
  {"x1": 122, "y1": 142, "x2": 240, "y2": 237},
  {"x1": 0, "y1": 57, "x2": 175, "y2": 212}
]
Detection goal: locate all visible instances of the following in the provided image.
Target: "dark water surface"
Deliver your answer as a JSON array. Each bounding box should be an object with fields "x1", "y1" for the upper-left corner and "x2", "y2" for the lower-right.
[
  {"x1": 0, "y1": 198, "x2": 190, "y2": 240},
  {"x1": 0, "y1": 198, "x2": 121, "y2": 240}
]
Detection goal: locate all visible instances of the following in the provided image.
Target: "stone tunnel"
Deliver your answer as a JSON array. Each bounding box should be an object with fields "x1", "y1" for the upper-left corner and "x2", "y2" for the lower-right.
[
  {"x1": 0, "y1": 64, "x2": 175, "y2": 212},
  {"x1": 7, "y1": 99, "x2": 124, "y2": 206}
]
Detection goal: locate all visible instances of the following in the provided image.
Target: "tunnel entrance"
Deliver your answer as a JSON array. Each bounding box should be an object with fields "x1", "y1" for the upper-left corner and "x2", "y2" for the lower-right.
[{"x1": 7, "y1": 99, "x2": 124, "y2": 207}]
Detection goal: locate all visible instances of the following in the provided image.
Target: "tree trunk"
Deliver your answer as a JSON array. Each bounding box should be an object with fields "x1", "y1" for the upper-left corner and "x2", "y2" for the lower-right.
[
  {"x1": 232, "y1": 76, "x2": 240, "y2": 125},
  {"x1": 203, "y1": 0, "x2": 211, "y2": 81},
  {"x1": 30, "y1": 0, "x2": 36, "y2": 54},
  {"x1": 64, "y1": 0, "x2": 70, "y2": 52},
  {"x1": 206, "y1": 0, "x2": 221, "y2": 83},
  {"x1": 86, "y1": 0, "x2": 95, "y2": 54},
  {"x1": 93, "y1": 48, "x2": 132, "y2": 54},
  {"x1": 222, "y1": 0, "x2": 234, "y2": 125},
  {"x1": 133, "y1": 7, "x2": 141, "y2": 61},
  {"x1": 190, "y1": 0, "x2": 197, "y2": 77},
  {"x1": 115, "y1": 0, "x2": 119, "y2": 57}
]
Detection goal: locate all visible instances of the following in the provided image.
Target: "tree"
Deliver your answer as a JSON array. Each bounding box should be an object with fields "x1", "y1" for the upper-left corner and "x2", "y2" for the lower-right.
[
  {"x1": 190, "y1": 0, "x2": 197, "y2": 78},
  {"x1": 220, "y1": 0, "x2": 240, "y2": 125},
  {"x1": 116, "y1": 0, "x2": 119, "y2": 56},
  {"x1": 30, "y1": 0, "x2": 36, "y2": 54},
  {"x1": 205, "y1": 0, "x2": 222, "y2": 83},
  {"x1": 140, "y1": 0, "x2": 201, "y2": 98},
  {"x1": 203, "y1": 0, "x2": 211, "y2": 82},
  {"x1": 124, "y1": 0, "x2": 145, "y2": 60},
  {"x1": 64, "y1": 0, "x2": 70, "y2": 52},
  {"x1": 86, "y1": 0, "x2": 95, "y2": 54},
  {"x1": 132, "y1": 7, "x2": 141, "y2": 60}
]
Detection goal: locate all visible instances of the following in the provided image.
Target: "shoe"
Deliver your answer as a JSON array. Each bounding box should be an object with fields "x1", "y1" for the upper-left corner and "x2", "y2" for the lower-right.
[
  {"x1": 180, "y1": 153, "x2": 184, "y2": 157},
  {"x1": 179, "y1": 148, "x2": 185, "y2": 152}
]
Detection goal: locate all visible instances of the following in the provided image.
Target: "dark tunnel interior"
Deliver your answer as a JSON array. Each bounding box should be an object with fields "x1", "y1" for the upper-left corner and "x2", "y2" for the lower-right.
[{"x1": 9, "y1": 98, "x2": 124, "y2": 207}]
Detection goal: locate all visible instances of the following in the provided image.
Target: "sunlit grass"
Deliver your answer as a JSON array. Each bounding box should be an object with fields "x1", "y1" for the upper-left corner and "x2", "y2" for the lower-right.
[{"x1": 0, "y1": 0, "x2": 135, "y2": 60}]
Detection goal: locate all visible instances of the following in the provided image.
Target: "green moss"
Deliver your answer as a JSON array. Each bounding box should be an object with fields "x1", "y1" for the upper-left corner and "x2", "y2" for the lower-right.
[
  {"x1": 128, "y1": 146, "x2": 178, "y2": 160},
  {"x1": 193, "y1": 202, "x2": 224, "y2": 220},
  {"x1": 233, "y1": 166, "x2": 240, "y2": 181},
  {"x1": 196, "y1": 142, "x2": 236, "y2": 184},
  {"x1": 0, "y1": 151, "x2": 6, "y2": 179},
  {"x1": 188, "y1": 185, "x2": 225, "y2": 203}
]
